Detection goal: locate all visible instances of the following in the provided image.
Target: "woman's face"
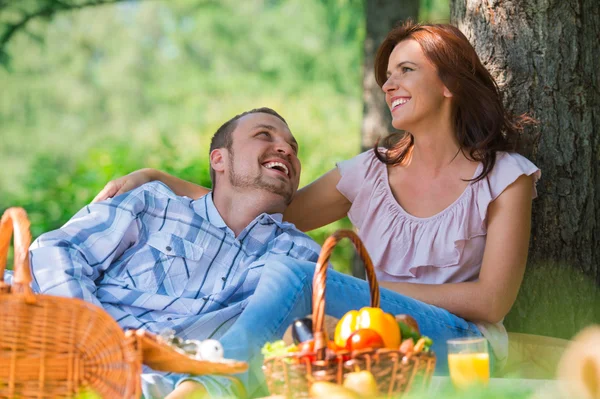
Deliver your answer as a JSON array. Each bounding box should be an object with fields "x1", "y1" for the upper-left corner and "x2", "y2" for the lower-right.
[{"x1": 382, "y1": 39, "x2": 453, "y2": 132}]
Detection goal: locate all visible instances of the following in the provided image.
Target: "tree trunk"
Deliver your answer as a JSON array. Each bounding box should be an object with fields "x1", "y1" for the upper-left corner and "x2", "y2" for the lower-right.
[
  {"x1": 451, "y1": 0, "x2": 599, "y2": 339},
  {"x1": 361, "y1": 0, "x2": 419, "y2": 151},
  {"x1": 354, "y1": 0, "x2": 419, "y2": 279}
]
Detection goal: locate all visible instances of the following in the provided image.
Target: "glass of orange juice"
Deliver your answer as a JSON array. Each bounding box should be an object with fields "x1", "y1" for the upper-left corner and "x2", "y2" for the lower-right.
[{"x1": 447, "y1": 337, "x2": 490, "y2": 389}]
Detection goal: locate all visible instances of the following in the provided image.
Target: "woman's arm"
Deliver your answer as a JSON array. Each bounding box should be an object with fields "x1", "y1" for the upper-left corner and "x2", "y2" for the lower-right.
[
  {"x1": 93, "y1": 167, "x2": 351, "y2": 231},
  {"x1": 379, "y1": 174, "x2": 533, "y2": 324},
  {"x1": 284, "y1": 168, "x2": 351, "y2": 231},
  {"x1": 93, "y1": 168, "x2": 209, "y2": 202}
]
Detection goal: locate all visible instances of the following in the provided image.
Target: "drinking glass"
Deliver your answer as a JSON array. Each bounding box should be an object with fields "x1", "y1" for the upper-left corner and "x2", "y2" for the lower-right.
[{"x1": 447, "y1": 337, "x2": 490, "y2": 389}]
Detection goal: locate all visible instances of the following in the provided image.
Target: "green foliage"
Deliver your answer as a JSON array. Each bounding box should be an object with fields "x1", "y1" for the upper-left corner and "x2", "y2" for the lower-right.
[
  {"x1": 419, "y1": 0, "x2": 450, "y2": 22},
  {"x1": 0, "y1": 0, "x2": 365, "y2": 271}
]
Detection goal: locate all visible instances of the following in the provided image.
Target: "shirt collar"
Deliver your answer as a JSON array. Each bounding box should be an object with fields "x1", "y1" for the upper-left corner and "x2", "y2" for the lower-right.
[{"x1": 192, "y1": 192, "x2": 285, "y2": 235}]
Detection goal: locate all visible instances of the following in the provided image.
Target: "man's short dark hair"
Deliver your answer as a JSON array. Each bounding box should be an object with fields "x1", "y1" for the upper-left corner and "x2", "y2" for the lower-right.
[{"x1": 209, "y1": 107, "x2": 288, "y2": 186}]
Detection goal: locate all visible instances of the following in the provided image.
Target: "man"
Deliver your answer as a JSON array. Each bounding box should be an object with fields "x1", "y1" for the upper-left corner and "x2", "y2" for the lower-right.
[{"x1": 29, "y1": 108, "x2": 321, "y2": 398}]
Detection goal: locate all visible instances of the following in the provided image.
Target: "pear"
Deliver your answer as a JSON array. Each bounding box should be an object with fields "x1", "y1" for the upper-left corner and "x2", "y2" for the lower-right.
[
  {"x1": 343, "y1": 370, "x2": 379, "y2": 397},
  {"x1": 310, "y1": 381, "x2": 360, "y2": 399}
]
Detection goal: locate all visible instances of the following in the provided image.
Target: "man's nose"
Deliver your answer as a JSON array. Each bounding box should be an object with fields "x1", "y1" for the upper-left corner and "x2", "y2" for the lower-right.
[{"x1": 275, "y1": 141, "x2": 294, "y2": 156}]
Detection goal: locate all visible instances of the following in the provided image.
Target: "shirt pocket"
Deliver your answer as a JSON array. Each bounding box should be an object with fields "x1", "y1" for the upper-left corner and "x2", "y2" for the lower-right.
[{"x1": 122, "y1": 232, "x2": 204, "y2": 294}]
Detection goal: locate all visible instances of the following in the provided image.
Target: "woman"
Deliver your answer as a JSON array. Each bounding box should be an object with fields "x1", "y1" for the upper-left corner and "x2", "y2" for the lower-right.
[{"x1": 94, "y1": 22, "x2": 540, "y2": 377}]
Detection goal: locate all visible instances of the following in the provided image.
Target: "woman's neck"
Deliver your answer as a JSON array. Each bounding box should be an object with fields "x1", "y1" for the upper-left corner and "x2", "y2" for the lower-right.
[{"x1": 407, "y1": 121, "x2": 462, "y2": 174}]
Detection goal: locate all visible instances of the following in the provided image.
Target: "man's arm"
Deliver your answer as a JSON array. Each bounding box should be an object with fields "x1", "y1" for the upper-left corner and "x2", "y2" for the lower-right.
[{"x1": 31, "y1": 191, "x2": 145, "y2": 308}]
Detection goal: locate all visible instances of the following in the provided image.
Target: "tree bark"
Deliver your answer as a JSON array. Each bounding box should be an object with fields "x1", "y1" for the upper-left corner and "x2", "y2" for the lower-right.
[
  {"x1": 361, "y1": 0, "x2": 419, "y2": 150},
  {"x1": 451, "y1": 0, "x2": 599, "y2": 339}
]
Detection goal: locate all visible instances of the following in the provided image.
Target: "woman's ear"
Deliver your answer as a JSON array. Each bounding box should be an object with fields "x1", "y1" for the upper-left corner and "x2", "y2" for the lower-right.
[
  {"x1": 443, "y1": 85, "x2": 453, "y2": 98},
  {"x1": 210, "y1": 148, "x2": 227, "y2": 174}
]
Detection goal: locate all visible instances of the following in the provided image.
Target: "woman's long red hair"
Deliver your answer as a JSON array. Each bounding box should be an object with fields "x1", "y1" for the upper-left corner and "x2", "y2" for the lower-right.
[{"x1": 373, "y1": 21, "x2": 533, "y2": 181}]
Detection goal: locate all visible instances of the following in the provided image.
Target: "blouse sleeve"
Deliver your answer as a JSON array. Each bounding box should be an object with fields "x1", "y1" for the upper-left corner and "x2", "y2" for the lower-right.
[
  {"x1": 476, "y1": 152, "x2": 542, "y2": 222},
  {"x1": 336, "y1": 149, "x2": 379, "y2": 203}
]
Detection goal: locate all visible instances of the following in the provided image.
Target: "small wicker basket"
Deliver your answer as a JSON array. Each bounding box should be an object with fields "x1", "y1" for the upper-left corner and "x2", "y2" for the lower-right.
[
  {"x1": 262, "y1": 230, "x2": 436, "y2": 398},
  {"x1": 0, "y1": 207, "x2": 247, "y2": 399}
]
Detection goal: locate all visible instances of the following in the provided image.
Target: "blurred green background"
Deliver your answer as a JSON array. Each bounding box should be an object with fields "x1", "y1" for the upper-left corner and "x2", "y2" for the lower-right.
[{"x1": 0, "y1": 0, "x2": 449, "y2": 272}]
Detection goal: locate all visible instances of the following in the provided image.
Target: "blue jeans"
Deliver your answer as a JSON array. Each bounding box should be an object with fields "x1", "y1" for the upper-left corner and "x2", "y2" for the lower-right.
[{"x1": 142, "y1": 256, "x2": 483, "y2": 398}]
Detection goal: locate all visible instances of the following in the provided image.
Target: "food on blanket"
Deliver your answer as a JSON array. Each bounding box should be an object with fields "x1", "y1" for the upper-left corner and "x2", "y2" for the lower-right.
[
  {"x1": 196, "y1": 339, "x2": 224, "y2": 361},
  {"x1": 309, "y1": 381, "x2": 360, "y2": 399},
  {"x1": 334, "y1": 307, "x2": 400, "y2": 349},
  {"x1": 343, "y1": 370, "x2": 378, "y2": 397},
  {"x1": 291, "y1": 317, "x2": 314, "y2": 344},
  {"x1": 156, "y1": 329, "x2": 229, "y2": 361},
  {"x1": 345, "y1": 328, "x2": 385, "y2": 351}
]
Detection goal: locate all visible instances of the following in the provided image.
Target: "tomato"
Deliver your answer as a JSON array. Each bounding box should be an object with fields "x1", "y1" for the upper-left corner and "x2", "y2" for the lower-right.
[
  {"x1": 335, "y1": 307, "x2": 401, "y2": 349},
  {"x1": 345, "y1": 328, "x2": 385, "y2": 351}
]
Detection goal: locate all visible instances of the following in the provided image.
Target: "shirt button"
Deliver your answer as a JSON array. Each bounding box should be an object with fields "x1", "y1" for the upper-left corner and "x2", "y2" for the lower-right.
[
  {"x1": 202, "y1": 297, "x2": 209, "y2": 301},
  {"x1": 165, "y1": 246, "x2": 172, "y2": 252},
  {"x1": 167, "y1": 317, "x2": 172, "y2": 321},
  {"x1": 221, "y1": 277, "x2": 226, "y2": 281}
]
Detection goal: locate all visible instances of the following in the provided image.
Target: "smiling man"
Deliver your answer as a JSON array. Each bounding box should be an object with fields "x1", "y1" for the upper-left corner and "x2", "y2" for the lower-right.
[{"x1": 28, "y1": 108, "x2": 321, "y2": 399}]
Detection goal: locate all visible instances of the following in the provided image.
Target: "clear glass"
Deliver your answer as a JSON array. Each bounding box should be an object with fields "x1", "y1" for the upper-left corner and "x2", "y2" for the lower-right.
[{"x1": 447, "y1": 337, "x2": 490, "y2": 389}]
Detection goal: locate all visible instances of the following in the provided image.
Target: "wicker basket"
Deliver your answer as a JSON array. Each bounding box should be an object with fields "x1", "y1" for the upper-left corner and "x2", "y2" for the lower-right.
[
  {"x1": 262, "y1": 230, "x2": 436, "y2": 398},
  {"x1": 0, "y1": 207, "x2": 248, "y2": 399}
]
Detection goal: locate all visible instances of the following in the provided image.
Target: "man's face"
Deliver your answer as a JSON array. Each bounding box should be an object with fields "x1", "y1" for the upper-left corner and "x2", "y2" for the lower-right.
[{"x1": 220, "y1": 113, "x2": 301, "y2": 205}]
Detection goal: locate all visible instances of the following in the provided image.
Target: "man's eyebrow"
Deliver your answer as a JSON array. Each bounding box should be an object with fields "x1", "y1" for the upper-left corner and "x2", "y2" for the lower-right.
[
  {"x1": 387, "y1": 61, "x2": 419, "y2": 76},
  {"x1": 253, "y1": 124, "x2": 298, "y2": 146},
  {"x1": 253, "y1": 124, "x2": 277, "y2": 131}
]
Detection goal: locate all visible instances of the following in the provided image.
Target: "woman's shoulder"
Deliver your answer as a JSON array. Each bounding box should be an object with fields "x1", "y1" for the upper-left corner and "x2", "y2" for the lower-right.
[
  {"x1": 472, "y1": 151, "x2": 541, "y2": 222},
  {"x1": 486, "y1": 152, "x2": 541, "y2": 193},
  {"x1": 336, "y1": 149, "x2": 385, "y2": 198},
  {"x1": 494, "y1": 152, "x2": 540, "y2": 175},
  {"x1": 338, "y1": 148, "x2": 381, "y2": 171}
]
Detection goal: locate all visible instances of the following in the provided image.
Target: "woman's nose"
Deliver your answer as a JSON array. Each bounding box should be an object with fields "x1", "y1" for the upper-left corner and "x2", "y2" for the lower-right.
[{"x1": 382, "y1": 75, "x2": 398, "y2": 93}]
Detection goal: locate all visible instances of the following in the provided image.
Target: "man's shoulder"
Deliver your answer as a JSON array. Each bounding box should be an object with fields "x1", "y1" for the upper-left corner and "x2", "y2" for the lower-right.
[
  {"x1": 99, "y1": 181, "x2": 191, "y2": 216},
  {"x1": 123, "y1": 181, "x2": 191, "y2": 203}
]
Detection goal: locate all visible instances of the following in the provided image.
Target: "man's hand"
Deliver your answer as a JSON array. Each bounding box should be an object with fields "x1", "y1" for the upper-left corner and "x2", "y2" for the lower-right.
[
  {"x1": 92, "y1": 169, "x2": 156, "y2": 203},
  {"x1": 164, "y1": 380, "x2": 208, "y2": 399}
]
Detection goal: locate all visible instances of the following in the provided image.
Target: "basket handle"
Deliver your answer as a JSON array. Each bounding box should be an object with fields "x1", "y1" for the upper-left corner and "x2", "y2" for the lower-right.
[
  {"x1": 0, "y1": 207, "x2": 34, "y2": 298},
  {"x1": 311, "y1": 230, "x2": 379, "y2": 360}
]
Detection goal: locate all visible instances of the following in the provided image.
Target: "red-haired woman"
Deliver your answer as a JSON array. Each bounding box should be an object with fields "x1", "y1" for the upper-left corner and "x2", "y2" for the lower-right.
[{"x1": 93, "y1": 21, "x2": 539, "y2": 389}]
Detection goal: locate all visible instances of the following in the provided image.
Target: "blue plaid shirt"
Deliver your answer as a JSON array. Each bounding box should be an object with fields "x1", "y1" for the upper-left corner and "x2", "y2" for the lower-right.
[{"x1": 29, "y1": 182, "x2": 321, "y2": 342}]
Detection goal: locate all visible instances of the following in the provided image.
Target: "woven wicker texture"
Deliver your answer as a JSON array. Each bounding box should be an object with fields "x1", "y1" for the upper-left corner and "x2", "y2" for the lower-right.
[
  {"x1": 0, "y1": 207, "x2": 141, "y2": 399},
  {"x1": 0, "y1": 207, "x2": 249, "y2": 399},
  {"x1": 263, "y1": 230, "x2": 436, "y2": 398}
]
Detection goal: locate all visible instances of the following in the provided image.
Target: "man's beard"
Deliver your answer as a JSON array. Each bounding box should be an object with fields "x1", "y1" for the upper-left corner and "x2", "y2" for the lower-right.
[{"x1": 228, "y1": 149, "x2": 294, "y2": 205}]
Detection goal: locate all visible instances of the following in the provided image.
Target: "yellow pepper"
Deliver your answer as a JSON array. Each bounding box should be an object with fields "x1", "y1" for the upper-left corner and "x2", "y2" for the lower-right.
[{"x1": 334, "y1": 307, "x2": 400, "y2": 349}]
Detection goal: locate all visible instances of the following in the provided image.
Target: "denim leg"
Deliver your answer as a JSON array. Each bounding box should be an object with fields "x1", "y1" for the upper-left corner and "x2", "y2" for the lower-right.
[{"x1": 218, "y1": 257, "x2": 314, "y2": 397}]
